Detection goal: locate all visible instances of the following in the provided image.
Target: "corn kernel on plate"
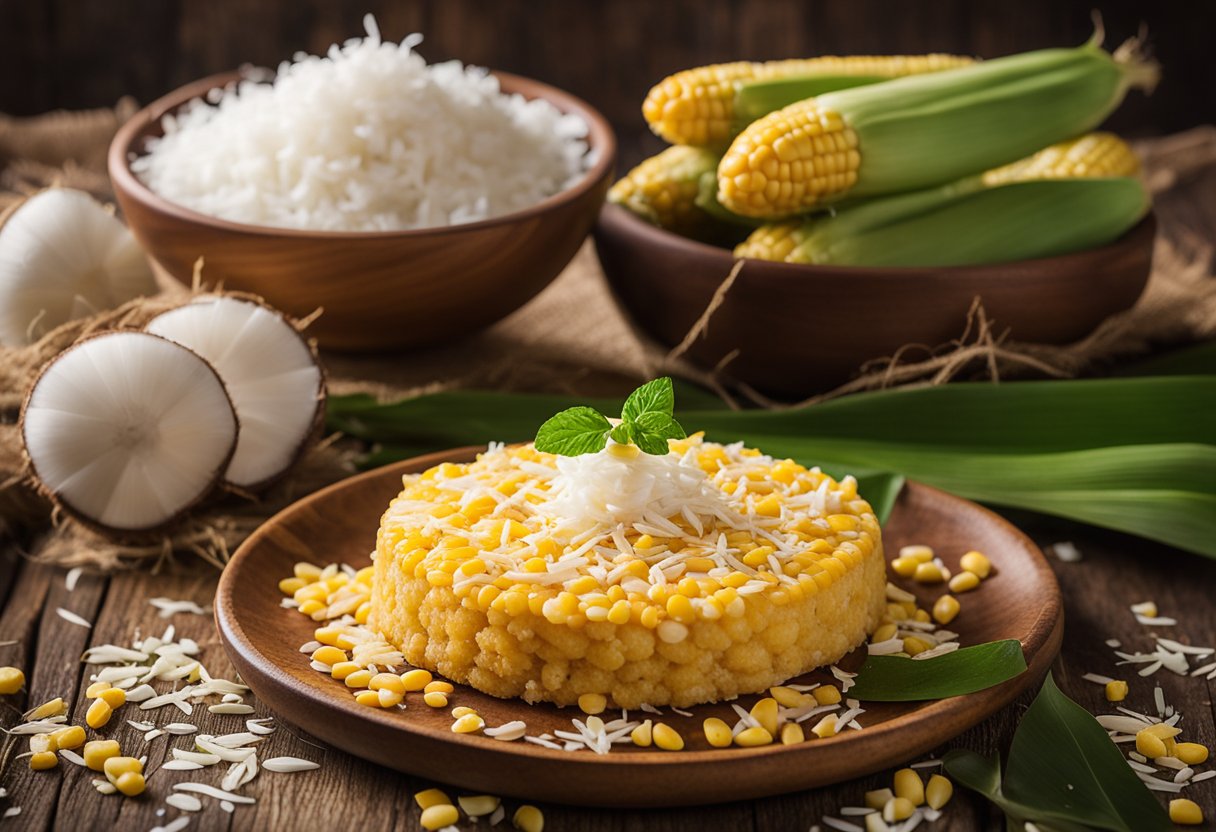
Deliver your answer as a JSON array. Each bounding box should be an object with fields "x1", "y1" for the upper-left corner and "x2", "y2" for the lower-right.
[{"x1": 215, "y1": 446, "x2": 1063, "y2": 807}]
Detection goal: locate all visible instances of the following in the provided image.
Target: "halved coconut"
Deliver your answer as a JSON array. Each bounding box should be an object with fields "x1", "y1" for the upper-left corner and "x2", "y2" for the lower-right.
[
  {"x1": 21, "y1": 331, "x2": 238, "y2": 533},
  {"x1": 145, "y1": 296, "x2": 325, "y2": 491},
  {"x1": 0, "y1": 189, "x2": 157, "y2": 346}
]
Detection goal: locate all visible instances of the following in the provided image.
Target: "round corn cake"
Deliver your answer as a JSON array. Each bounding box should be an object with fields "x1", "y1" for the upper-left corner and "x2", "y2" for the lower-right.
[{"x1": 370, "y1": 436, "x2": 886, "y2": 709}]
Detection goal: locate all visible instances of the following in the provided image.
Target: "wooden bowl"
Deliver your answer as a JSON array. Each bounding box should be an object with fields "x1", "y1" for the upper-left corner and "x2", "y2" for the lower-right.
[
  {"x1": 594, "y1": 204, "x2": 1155, "y2": 398},
  {"x1": 108, "y1": 71, "x2": 616, "y2": 351}
]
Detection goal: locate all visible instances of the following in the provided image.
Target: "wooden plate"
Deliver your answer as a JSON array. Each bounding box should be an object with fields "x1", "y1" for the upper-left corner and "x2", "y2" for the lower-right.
[{"x1": 216, "y1": 447, "x2": 1063, "y2": 808}]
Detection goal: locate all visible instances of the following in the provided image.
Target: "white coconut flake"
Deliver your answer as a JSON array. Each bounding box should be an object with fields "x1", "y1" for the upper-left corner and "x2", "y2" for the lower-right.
[
  {"x1": 208, "y1": 703, "x2": 255, "y2": 715},
  {"x1": 172, "y1": 783, "x2": 256, "y2": 804},
  {"x1": 149, "y1": 597, "x2": 211, "y2": 618},
  {"x1": 484, "y1": 721, "x2": 527, "y2": 741},
  {"x1": 161, "y1": 760, "x2": 205, "y2": 771},
  {"x1": 64, "y1": 567, "x2": 83, "y2": 591},
  {"x1": 150, "y1": 817, "x2": 191, "y2": 832},
  {"x1": 1082, "y1": 673, "x2": 1115, "y2": 685},
  {"x1": 262, "y1": 756, "x2": 321, "y2": 773},
  {"x1": 59, "y1": 749, "x2": 86, "y2": 766},
  {"x1": 1049, "y1": 541, "x2": 1082, "y2": 562},
  {"x1": 165, "y1": 793, "x2": 203, "y2": 812},
  {"x1": 55, "y1": 607, "x2": 92, "y2": 628}
]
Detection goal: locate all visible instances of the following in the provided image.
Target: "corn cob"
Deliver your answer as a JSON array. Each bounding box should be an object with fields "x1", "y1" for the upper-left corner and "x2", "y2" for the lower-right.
[
  {"x1": 734, "y1": 132, "x2": 1147, "y2": 267},
  {"x1": 643, "y1": 54, "x2": 976, "y2": 147},
  {"x1": 718, "y1": 39, "x2": 1158, "y2": 218},
  {"x1": 608, "y1": 146, "x2": 719, "y2": 234}
]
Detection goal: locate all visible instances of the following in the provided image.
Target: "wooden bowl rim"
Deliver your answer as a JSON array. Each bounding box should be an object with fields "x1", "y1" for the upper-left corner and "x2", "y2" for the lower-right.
[
  {"x1": 597, "y1": 200, "x2": 1157, "y2": 280},
  {"x1": 108, "y1": 68, "x2": 617, "y2": 240},
  {"x1": 216, "y1": 446, "x2": 1064, "y2": 801}
]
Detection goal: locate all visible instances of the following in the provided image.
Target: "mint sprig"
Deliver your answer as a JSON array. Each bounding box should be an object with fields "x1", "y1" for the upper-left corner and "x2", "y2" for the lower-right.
[{"x1": 534, "y1": 377, "x2": 686, "y2": 456}]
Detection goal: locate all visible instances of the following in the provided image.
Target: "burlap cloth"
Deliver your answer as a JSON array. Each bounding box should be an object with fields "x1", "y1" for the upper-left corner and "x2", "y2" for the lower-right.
[{"x1": 1, "y1": 103, "x2": 1214, "y2": 569}]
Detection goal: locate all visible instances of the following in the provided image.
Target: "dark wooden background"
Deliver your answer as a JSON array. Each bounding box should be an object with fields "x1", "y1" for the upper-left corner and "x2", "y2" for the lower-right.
[{"x1": 1, "y1": 0, "x2": 1213, "y2": 167}]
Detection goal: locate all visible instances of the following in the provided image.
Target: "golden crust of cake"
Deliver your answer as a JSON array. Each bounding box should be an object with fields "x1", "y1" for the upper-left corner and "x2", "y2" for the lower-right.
[{"x1": 370, "y1": 435, "x2": 886, "y2": 708}]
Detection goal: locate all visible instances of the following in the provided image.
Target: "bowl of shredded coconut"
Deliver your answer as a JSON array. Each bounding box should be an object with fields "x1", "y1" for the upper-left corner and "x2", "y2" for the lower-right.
[{"x1": 109, "y1": 16, "x2": 615, "y2": 350}]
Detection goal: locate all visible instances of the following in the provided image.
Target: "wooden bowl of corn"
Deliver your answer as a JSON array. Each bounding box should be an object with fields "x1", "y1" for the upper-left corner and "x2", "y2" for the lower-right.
[
  {"x1": 109, "y1": 70, "x2": 616, "y2": 352},
  {"x1": 594, "y1": 203, "x2": 1155, "y2": 398}
]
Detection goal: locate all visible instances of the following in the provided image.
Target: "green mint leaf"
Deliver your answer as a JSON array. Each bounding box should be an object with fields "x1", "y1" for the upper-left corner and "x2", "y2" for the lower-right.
[
  {"x1": 631, "y1": 412, "x2": 685, "y2": 455},
  {"x1": 621, "y1": 377, "x2": 675, "y2": 424},
  {"x1": 534, "y1": 407, "x2": 612, "y2": 456},
  {"x1": 609, "y1": 422, "x2": 633, "y2": 445}
]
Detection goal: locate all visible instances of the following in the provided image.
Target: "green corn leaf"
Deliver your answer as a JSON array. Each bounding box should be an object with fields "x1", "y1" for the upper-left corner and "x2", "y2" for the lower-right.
[
  {"x1": 1118, "y1": 340, "x2": 1216, "y2": 377},
  {"x1": 945, "y1": 674, "x2": 1171, "y2": 832},
  {"x1": 848, "y1": 639, "x2": 1027, "y2": 701},
  {"x1": 733, "y1": 74, "x2": 887, "y2": 132}
]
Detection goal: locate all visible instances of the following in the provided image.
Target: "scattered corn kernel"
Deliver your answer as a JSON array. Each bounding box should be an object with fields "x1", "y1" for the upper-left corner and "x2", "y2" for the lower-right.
[
  {"x1": 872, "y1": 623, "x2": 898, "y2": 643},
  {"x1": 85, "y1": 680, "x2": 112, "y2": 699},
  {"x1": 1135, "y1": 727, "x2": 1168, "y2": 759},
  {"x1": 883, "y1": 796, "x2": 916, "y2": 823},
  {"x1": 343, "y1": 669, "x2": 373, "y2": 689},
  {"x1": 810, "y1": 714, "x2": 838, "y2": 738},
  {"x1": 925, "y1": 774, "x2": 953, "y2": 810},
  {"x1": 29, "y1": 733, "x2": 56, "y2": 754},
  {"x1": 770, "y1": 686, "x2": 809, "y2": 708},
  {"x1": 890, "y1": 557, "x2": 919, "y2": 577},
  {"x1": 354, "y1": 690, "x2": 382, "y2": 707},
  {"x1": 29, "y1": 698, "x2": 65, "y2": 719},
  {"x1": 0, "y1": 666, "x2": 24, "y2": 694},
  {"x1": 97, "y1": 687, "x2": 126, "y2": 709},
  {"x1": 401, "y1": 669, "x2": 433, "y2": 691},
  {"x1": 425, "y1": 680, "x2": 454, "y2": 695},
  {"x1": 932, "y1": 595, "x2": 960, "y2": 625},
  {"x1": 423, "y1": 691, "x2": 448, "y2": 708},
  {"x1": 513, "y1": 804, "x2": 545, "y2": 832},
  {"x1": 103, "y1": 756, "x2": 143, "y2": 782},
  {"x1": 458, "y1": 795, "x2": 501, "y2": 817},
  {"x1": 378, "y1": 689, "x2": 404, "y2": 708},
  {"x1": 653, "y1": 722, "x2": 684, "y2": 751},
  {"x1": 30, "y1": 750, "x2": 58, "y2": 770},
  {"x1": 51, "y1": 725, "x2": 85, "y2": 750},
  {"x1": 750, "y1": 697, "x2": 779, "y2": 736},
  {"x1": 959, "y1": 550, "x2": 991, "y2": 578},
  {"x1": 902, "y1": 636, "x2": 933, "y2": 656},
  {"x1": 913, "y1": 562, "x2": 944, "y2": 583},
  {"x1": 452, "y1": 713, "x2": 485, "y2": 733},
  {"x1": 948, "y1": 572, "x2": 980, "y2": 593},
  {"x1": 1169, "y1": 798, "x2": 1204, "y2": 825},
  {"x1": 311, "y1": 645, "x2": 347, "y2": 666},
  {"x1": 86, "y1": 698, "x2": 113, "y2": 729},
  {"x1": 1175, "y1": 742, "x2": 1209, "y2": 765},
  {"x1": 369, "y1": 673, "x2": 406, "y2": 694},
  {"x1": 420, "y1": 803, "x2": 460, "y2": 830},
  {"x1": 865, "y1": 788, "x2": 895, "y2": 810},
  {"x1": 631, "y1": 720, "x2": 653, "y2": 747},
  {"x1": 893, "y1": 768, "x2": 925, "y2": 806},
  {"x1": 414, "y1": 788, "x2": 451, "y2": 809},
  {"x1": 1104, "y1": 680, "x2": 1129, "y2": 702},
  {"x1": 82, "y1": 740, "x2": 121, "y2": 771},
  {"x1": 703, "y1": 717, "x2": 733, "y2": 748},
  {"x1": 734, "y1": 726, "x2": 773, "y2": 747},
  {"x1": 330, "y1": 661, "x2": 360, "y2": 680},
  {"x1": 115, "y1": 771, "x2": 146, "y2": 797},
  {"x1": 451, "y1": 706, "x2": 478, "y2": 719},
  {"x1": 780, "y1": 723, "x2": 805, "y2": 745},
  {"x1": 578, "y1": 693, "x2": 607, "y2": 715},
  {"x1": 813, "y1": 685, "x2": 842, "y2": 706}
]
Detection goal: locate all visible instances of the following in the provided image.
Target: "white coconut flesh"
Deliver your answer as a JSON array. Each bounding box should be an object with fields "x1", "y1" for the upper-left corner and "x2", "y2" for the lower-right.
[
  {"x1": 22, "y1": 332, "x2": 238, "y2": 531},
  {"x1": 145, "y1": 297, "x2": 323, "y2": 489},
  {"x1": 0, "y1": 189, "x2": 157, "y2": 346}
]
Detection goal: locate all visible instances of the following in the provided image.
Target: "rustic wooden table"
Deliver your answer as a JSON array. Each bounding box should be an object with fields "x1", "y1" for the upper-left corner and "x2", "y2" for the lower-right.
[{"x1": 1, "y1": 507, "x2": 1212, "y2": 831}]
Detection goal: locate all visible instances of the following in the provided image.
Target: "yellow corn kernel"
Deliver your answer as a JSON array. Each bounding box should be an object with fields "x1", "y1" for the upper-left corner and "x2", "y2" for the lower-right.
[
  {"x1": 631, "y1": 719, "x2": 653, "y2": 747},
  {"x1": 378, "y1": 689, "x2": 404, "y2": 708},
  {"x1": 344, "y1": 669, "x2": 373, "y2": 689},
  {"x1": 652, "y1": 722, "x2": 684, "y2": 751},
  {"x1": 872, "y1": 623, "x2": 898, "y2": 643},
  {"x1": 279, "y1": 576, "x2": 306, "y2": 595},
  {"x1": 85, "y1": 680, "x2": 112, "y2": 699},
  {"x1": 113, "y1": 770, "x2": 145, "y2": 796},
  {"x1": 311, "y1": 645, "x2": 347, "y2": 666},
  {"x1": 913, "y1": 562, "x2": 944, "y2": 583},
  {"x1": 330, "y1": 661, "x2": 361, "y2": 681},
  {"x1": 865, "y1": 788, "x2": 895, "y2": 810},
  {"x1": 811, "y1": 715, "x2": 838, "y2": 738},
  {"x1": 420, "y1": 804, "x2": 460, "y2": 830},
  {"x1": 297, "y1": 599, "x2": 325, "y2": 616},
  {"x1": 1169, "y1": 798, "x2": 1204, "y2": 826},
  {"x1": 293, "y1": 583, "x2": 328, "y2": 604},
  {"x1": 734, "y1": 726, "x2": 774, "y2": 747},
  {"x1": 750, "y1": 697, "x2": 779, "y2": 736},
  {"x1": 459, "y1": 795, "x2": 501, "y2": 817},
  {"x1": 369, "y1": 673, "x2": 406, "y2": 694},
  {"x1": 294, "y1": 561, "x2": 322, "y2": 580},
  {"x1": 82, "y1": 739, "x2": 121, "y2": 771},
  {"x1": 889, "y1": 557, "x2": 918, "y2": 577},
  {"x1": 813, "y1": 685, "x2": 842, "y2": 706},
  {"x1": 425, "y1": 681, "x2": 454, "y2": 695},
  {"x1": 51, "y1": 725, "x2": 85, "y2": 750},
  {"x1": 0, "y1": 666, "x2": 24, "y2": 695},
  {"x1": 1143, "y1": 723, "x2": 1182, "y2": 739},
  {"x1": 401, "y1": 669, "x2": 433, "y2": 691},
  {"x1": 703, "y1": 717, "x2": 733, "y2": 748},
  {"x1": 948, "y1": 572, "x2": 980, "y2": 593},
  {"x1": 30, "y1": 750, "x2": 58, "y2": 770},
  {"x1": 1104, "y1": 680, "x2": 1129, "y2": 702},
  {"x1": 424, "y1": 691, "x2": 449, "y2": 708},
  {"x1": 513, "y1": 804, "x2": 545, "y2": 832},
  {"x1": 355, "y1": 601, "x2": 372, "y2": 624},
  {"x1": 103, "y1": 755, "x2": 143, "y2": 781},
  {"x1": 884, "y1": 797, "x2": 916, "y2": 823},
  {"x1": 607, "y1": 600, "x2": 632, "y2": 625},
  {"x1": 902, "y1": 636, "x2": 933, "y2": 656},
  {"x1": 926, "y1": 774, "x2": 953, "y2": 810},
  {"x1": 578, "y1": 693, "x2": 607, "y2": 715},
  {"x1": 452, "y1": 713, "x2": 485, "y2": 733},
  {"x1": 1175, "y1": 742, "x2": 1209, "y2": 765},
  {"x1": 354, "y1": 690, "x2": 382, "y2": 707},
  {"x1": 754, "y1": 495, "x2": 782, "y2": 517},
  {"x1": 29, "y1": 698, "x2": 65, "y2": 719},
  {"x1": 639, "y1": 606, "x2": 662, "y2": 629},
  {"x1": 780, "y1": 723, "x2": 805, "y2": 745},
  {"x1": 960, "y1": 550, "x2": 991, "y2": 578},
  {"x1": 97, "y1": 687, "x2": 126, "y2": 709},
  {"x1": 893, "y1": 768, "x2": 925, "y2": 806},
  {"x1": 770, "y1": 686, "x2": 810, "y2": 708},
  {"x1": 315, "y1": 626, "x2": 357, "y2": 650},
  {"x1": 899, "y1": 545, "x2": 935, "y2": 563},
  {"x1": 86, "y1": 698, "x2": 113, "y2": 729},
  {"x1": 1135, "y1": 728, "x2": 1168, "y2": 759},
  {"x1": 932, "y1": 595, "x2": 960, "y2": 625},
  {"x1": 666, "y1": 594, "x2": 695, "y2": 624},
  {"x1": 29, "y1": 733, "x2": 56, "y2": 754}
]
